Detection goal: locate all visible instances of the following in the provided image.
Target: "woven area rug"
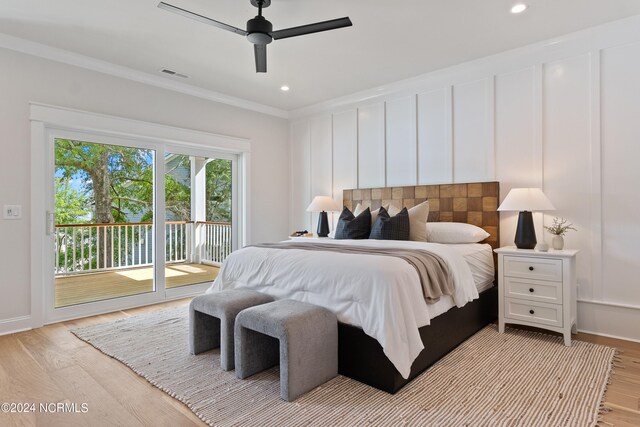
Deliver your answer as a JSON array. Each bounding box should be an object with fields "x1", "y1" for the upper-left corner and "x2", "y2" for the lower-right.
[{"x1": 71, "y1": 307, "x2": 616, "y2": 427}]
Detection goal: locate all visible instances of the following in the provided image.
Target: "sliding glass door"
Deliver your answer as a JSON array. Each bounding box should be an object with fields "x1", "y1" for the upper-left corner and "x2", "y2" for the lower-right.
[
  {"x1": 53, "y1": 138, "x2": 156, "y2": 308},
  {"x1": 164, "y1": 153, "x2": 234, "y2": 290},
  {"x1": 46, "y1": 131, "x2": 239, "y2": 322}
]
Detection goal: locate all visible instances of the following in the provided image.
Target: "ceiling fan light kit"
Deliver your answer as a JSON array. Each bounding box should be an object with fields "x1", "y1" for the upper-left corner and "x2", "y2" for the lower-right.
[{"x1": 158, "y1": 0, "x2": 352, "y2": 73}]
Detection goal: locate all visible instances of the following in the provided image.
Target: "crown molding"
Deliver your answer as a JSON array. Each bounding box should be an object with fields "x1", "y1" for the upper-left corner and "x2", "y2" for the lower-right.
[
  {"x1": 0, "y1": 32, "x2": 289, "y2": 119},
  {"x1": 289, "y1": 13, "x2": 640, "y2": 119}
]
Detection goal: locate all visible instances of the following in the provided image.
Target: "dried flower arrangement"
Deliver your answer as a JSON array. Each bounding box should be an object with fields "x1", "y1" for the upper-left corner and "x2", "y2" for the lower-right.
[{"x1": 544, "y1": 217, "x2": 576, "y2": 236}]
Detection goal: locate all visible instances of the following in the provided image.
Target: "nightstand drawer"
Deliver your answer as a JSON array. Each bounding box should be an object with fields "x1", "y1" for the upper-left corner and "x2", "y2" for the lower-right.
[
  {"x1": 503, "y1": 256, "x2": 562, "y2": 282},
  {"x1": 504, "y1": 277, "x2": 563, "y2": 304},
  {"x1": 504, "y1": 298, "x2": 563, "y2": 328}
]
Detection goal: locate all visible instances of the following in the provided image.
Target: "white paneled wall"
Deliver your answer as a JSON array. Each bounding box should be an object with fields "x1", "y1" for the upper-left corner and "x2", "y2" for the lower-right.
[
  {"x1": 543, "y1": 54, "x2": 594, "y2": 300},
  {"x1": 290, "y1": 120, "x2": 311, "y2": 230},
  {"x1": 601, "y1": 42, "x2": 640, "y2": 305},
  {"x1": 417, "y1": 87, "x2": 453, "y2": 184},
  {"x1": 452, "y1": 78, "x2": 494, "y2": 183},
  {"x1": 495, "y1": 67, "x2": 541, "y2": 253},
  {"x1": 332, "y1": 109, "x2": 358, "y2": 226},
  {"x1": 358, "y1": 103, "x2": 386, "y2": 188},
  {"x1": 385, "y1": 96, "x2": 417, "y2": 186},
  {"x1": 289, "y1": 17, "x2": 640, "y2": 341},
  {"x1": 309, "y1": 115, "x2": 333, "y2": 230}
]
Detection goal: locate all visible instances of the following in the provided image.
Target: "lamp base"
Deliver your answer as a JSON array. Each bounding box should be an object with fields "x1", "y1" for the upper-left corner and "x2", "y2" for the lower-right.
[
  {"x1": 514, "y1": 211, "x2": 537, "y2": 249},
  {"x1": 316, "y1": 211, "x2": 330, "y2": 237}
]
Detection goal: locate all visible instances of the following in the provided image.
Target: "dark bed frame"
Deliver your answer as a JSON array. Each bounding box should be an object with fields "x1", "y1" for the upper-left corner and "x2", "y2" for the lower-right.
[{"x1": 338, "y1": 181, "x2": 500, "y2": 394}]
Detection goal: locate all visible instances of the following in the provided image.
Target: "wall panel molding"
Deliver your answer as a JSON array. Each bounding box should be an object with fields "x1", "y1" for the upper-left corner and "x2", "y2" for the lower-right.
[
  {"x1": 290, "y1": 120, "x2": 312, "y2": 230},
  {"x1": 332, "y1": 109, "x2": 358, "y2": 222},
  {"x1": 453, "y1": 78, "x2": 492, "y2": 183},
  {"x1": 385, "y1": 96, "x2": 417, "y2": 186},
  {"x1": 589, "y1": 50, "x2": 604, "y2": 302},
  {"x1": 417, "y1": 87, "x2": 453, "y2": 184},
  {"x1": 357, "y1": 103, "x2": 386, "y2": 188},
  {"x1": 288, "y1": 16, "x2": 640, "y2": 342},
  {"x1": 600, "y1": 41, "x2": 640, "y2": 305}
]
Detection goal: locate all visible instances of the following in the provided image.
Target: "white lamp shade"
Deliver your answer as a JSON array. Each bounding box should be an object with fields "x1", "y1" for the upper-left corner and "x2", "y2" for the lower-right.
[
  {"x1": 306, "y1": 196, "x2": 341, "y2": 212},
  {"x1": 497, "y1": 188, "x2": 555, "y2": 212}
]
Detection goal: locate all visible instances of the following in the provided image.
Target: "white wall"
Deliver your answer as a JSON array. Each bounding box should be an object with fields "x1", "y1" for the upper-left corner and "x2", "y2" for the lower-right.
[
  {"x1": 0, "y1": 47, "x2": 289, "y2": 333},
  {"x1": 289, "y1": 16, "x2": 640, "y2": 342}
]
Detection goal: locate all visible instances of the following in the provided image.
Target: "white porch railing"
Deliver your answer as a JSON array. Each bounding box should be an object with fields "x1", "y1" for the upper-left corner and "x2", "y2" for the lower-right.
[
  {"x1": 199, "y1": 221, "x2": 233, "y2": 265},
  {"x1": 54, "y1": 221, "x2": 232, "y2": 275}
]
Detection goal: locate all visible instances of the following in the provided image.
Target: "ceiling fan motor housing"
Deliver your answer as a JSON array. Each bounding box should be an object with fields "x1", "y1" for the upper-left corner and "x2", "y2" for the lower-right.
[{"x1": 247, "y1": 16, "x2": 273, "y2": 44}]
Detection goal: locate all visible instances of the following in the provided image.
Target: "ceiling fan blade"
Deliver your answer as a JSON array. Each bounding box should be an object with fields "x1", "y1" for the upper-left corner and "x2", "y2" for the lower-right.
[
  {"x1": 254, "y1": 44, "x2": 267, "y2": 73},
  {"x1": 158, "y1": 2, "x2": 247, "y2": 36},
  {"x1": 271, "y1": 17, "x2": 352, "y2": 40}
]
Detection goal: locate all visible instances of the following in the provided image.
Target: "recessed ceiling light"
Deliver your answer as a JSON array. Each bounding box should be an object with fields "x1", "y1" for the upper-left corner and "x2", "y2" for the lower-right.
[
  {"x1": 511, "y1": 3, "x2": 528, "y2": 14},
  {"x1": 280, "y1": 85, "x2": 290, "y2": 92}
]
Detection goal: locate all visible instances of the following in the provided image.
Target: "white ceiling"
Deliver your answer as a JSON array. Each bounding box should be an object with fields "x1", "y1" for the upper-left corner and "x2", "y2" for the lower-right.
[{"x1": 2, "y1": 0, "x2": 640, "y2": 111}]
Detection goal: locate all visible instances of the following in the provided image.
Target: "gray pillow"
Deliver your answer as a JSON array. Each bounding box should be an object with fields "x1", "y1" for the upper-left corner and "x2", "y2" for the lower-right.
[
  {"x1": 369, "y1": 207, "x2": 410, "y2": 240},
  {"x1": 334, "y1": 207, "x2": 372, "y2": 239}
]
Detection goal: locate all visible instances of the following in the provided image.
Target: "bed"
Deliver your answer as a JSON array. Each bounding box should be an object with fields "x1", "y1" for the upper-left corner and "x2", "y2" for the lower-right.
[{"x1": 208, "y1": 181, "x2": 500, "y2": 393}]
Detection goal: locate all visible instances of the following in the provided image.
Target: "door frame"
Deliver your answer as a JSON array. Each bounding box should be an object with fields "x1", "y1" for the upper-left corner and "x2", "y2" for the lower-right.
[{"x1": 30, "y1": 103, "x2": 250, "y2": 327}]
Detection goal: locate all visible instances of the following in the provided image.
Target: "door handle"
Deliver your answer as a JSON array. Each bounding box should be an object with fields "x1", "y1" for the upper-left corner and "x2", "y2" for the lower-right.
[{"x1": 46, "y1": 211, "x2": 55, "y2": 235}]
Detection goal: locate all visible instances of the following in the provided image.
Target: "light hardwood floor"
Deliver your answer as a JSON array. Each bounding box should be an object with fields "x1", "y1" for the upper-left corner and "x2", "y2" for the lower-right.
[
  {"x1": 0, "y1": 300, "x2": 638, "y2": 427},
  {"x1": 55, "y1": 264, "x2": 219, "y2": 308}
]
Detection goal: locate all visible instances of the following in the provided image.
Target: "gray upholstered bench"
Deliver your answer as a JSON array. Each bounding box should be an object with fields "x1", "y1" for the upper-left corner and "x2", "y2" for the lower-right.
[
  {"x1": 189, "y1": 290, "x2": 274, "y2": 371},
  {"x1": 234, "y1": 299, "x2": 338, "y2": 401}
]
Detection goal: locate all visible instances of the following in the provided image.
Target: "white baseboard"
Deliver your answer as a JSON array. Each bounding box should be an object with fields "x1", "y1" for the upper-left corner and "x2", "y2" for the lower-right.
[
  {"x1": 577, "y1": 300, "x2": 640, "y2": 342},
  {"x1": 0, "y1": 315, "x2": 32, "y2": 336},
  {"x1": 576, "y1": 328, "x2": 640, "y2": 344}
]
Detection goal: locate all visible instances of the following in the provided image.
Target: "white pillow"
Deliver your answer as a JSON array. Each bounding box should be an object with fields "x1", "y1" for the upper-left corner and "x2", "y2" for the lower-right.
[
  {"x1": 427, "y1": 222, "x2": 490, "y2": 244},
  {"x1": 354, "y1": 203, "x2": 389, "y2": 226},
  {"x1": 388, "y1": 201, "x2": 430, "y2": 241}
]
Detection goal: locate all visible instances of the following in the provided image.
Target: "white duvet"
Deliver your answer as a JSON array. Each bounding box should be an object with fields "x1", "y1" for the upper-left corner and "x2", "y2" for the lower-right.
[{"x1": 206, "y1": 238, "x2": 479, "y2": 378}]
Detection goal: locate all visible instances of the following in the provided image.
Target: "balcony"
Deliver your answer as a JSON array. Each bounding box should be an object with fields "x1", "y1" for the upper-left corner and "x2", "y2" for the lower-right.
[{"x1": 54, "y1": 221, "x2": 231, "y2": 307}]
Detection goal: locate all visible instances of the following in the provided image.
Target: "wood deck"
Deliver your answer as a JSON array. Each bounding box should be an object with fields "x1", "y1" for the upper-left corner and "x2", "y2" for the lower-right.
[{"x1": 54, "y1": 263, "x2": 219, "y2": 308}]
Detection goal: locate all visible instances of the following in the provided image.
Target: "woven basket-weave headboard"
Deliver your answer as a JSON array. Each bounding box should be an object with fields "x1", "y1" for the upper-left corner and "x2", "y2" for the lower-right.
[{"x1": 343, "y1": 181, "x2": 500, "y2": 249}]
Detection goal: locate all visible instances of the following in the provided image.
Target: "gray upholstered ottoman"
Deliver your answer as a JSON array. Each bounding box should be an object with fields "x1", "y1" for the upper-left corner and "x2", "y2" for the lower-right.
[
  {"x1": 234, "y1": 299, "x2": 338, "y2": 401},
  {"x1": 189, "y1": 290, "x2": 274, "y2": 371}
]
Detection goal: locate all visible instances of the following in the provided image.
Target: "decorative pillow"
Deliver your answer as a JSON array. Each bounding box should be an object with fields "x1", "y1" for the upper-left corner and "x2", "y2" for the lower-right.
[
  {"x1": 334, "y1": 207, "x2": 371, "y2": 239},
  {"x1": 369, "y1": 207, "x2": 410, "y2": 240},
  {"x1": 388, "y1": 201, "x2": 429, "y2": 242},
  {"x1": 426, "y1": 222, "x2": 490, "y2": 244},
  {"x1": 354, "y1": 203, "x2": 389, "y2": 226}
]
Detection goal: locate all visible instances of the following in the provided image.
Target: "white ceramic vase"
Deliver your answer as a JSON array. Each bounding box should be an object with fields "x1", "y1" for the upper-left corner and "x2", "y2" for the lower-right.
[{"x1": 552, "y1": 235, "x2": 564, "y2": 250}]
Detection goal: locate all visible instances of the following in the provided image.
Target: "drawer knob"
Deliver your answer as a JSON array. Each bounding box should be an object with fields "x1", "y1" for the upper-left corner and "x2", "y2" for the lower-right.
[
  {"x1": 529, "y1": 288, "x2": 534, "y2": 293},
  {"x1": 529, "y1": 309, "x2": 535, "y2": 315},
  {"x1": 528, "y1": 266, "x2": 534, "y2": 271}
]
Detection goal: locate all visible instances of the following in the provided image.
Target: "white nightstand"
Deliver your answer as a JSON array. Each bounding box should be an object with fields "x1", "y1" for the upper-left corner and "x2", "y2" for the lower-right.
[{"x1": 494, "y1": 246, "x2": 579, "y2": 346}]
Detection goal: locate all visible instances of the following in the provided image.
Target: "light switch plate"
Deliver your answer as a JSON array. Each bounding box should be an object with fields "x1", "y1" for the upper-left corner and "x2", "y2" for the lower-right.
[{"x1": 3, "y1": 205, "x2": 22, "y2": 219}]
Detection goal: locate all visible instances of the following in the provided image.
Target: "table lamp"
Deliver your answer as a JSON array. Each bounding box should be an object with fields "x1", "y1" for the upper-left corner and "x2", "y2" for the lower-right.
[
  {"x1": 306, "y1": 196, "x2": 340, "y2": 237},
  {"x1": 497, "y1": 188, "x2": 555, "y2": 249}
]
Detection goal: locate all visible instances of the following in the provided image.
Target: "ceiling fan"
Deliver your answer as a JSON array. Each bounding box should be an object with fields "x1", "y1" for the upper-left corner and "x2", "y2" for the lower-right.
[{"x1": 158, "y1": 0, "x2": 353, "y2": 73}]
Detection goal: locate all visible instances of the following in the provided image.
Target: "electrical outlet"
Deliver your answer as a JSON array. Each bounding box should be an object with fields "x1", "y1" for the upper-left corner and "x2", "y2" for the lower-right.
[{"x1": 3, "y1": 205, "x2": 22, "y2": 219}]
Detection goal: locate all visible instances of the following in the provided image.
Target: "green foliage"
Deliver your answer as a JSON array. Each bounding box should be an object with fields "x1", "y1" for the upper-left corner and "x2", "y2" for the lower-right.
[
  {"x1": 206, "y1": 159, "x2": 232, "y2": 222},
  {"x1": 55, "y1": 177, "x2": 91, "y2": 224},
  {"x1": 55, "y1": 139, "x2": 153, "y2": 224},
  {"x1": 55, "y1": 139, "x2": 232, "y2": 225}
]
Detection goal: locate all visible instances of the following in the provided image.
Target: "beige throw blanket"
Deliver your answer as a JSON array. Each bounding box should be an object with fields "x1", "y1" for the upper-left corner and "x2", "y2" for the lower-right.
[{"x1": 250, "y1": 242, "x2": 454, "y2": 303}]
